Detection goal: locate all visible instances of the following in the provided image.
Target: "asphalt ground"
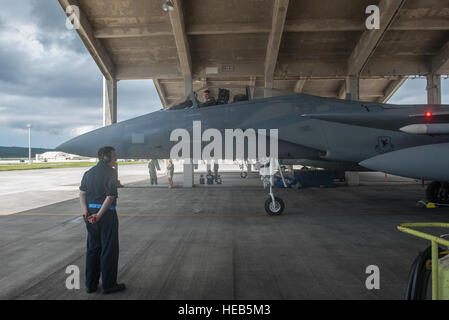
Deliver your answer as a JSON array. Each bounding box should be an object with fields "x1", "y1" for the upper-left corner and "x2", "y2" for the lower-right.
[{"x1": 0, "y1": 167, "x2": 447, "y2": 300}]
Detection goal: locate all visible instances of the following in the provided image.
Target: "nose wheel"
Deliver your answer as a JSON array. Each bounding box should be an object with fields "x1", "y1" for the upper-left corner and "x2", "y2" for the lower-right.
[
  {"x1": 265, "y1": 196, "x2": 285, "y2": 216},
  {"x1": 239, "y1": 161, "x2": 248, "y2": 178}
]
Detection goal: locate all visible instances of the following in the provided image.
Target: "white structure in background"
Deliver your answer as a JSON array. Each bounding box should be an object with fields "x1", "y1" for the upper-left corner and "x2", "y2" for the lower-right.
[
  {"x1": 27, "y1": 124, "x2": 32, "y2": 165},
  {"x1": 35, "y1": 152, "x2": 87, "y2": 162}
]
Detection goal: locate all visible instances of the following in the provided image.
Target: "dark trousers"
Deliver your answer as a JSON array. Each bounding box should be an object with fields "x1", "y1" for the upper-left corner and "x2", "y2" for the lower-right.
[{"x1": 85, "y1": 210, "x2": 119, "y2": 290}]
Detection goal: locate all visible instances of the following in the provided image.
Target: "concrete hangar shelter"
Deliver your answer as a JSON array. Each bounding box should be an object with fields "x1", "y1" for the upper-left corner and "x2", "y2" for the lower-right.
[{"x1": 58, "y1": 0, "x2": 449, "y2": 186}]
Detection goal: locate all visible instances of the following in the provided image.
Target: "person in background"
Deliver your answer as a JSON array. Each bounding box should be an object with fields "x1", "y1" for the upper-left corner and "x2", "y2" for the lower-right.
[
  {"x1": 148, "y1": 159, "x2": 159, "y2": 185},
  {"x1": 206, "y1": 170, "x2": 214, "y2": 185},
  {"x1": 213, "y1": 162, "x2": 219, "y2": 180},
  {"x1": 199, "y1": 90, "x2": 216, "y2": 107},
  {"x1": 167, "y1": 159, "x2": 174, "y2": 189}
]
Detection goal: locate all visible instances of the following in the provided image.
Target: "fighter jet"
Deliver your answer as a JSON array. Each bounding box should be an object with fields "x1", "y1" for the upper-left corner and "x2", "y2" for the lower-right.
[{"x1": 57, "y1": 85, "x2": 449, "y2": 214}]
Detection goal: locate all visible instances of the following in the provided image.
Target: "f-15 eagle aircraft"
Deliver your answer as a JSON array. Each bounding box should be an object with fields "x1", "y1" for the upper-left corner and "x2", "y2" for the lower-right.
[{"x1": 57, "y1": 85, "x2": 449, "y2": 215}]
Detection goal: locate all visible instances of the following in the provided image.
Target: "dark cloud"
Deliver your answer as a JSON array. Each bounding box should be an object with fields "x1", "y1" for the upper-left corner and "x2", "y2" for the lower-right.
[
  {"x1": 29, "y1": 0, "x2": 87, "y2": 54},
  {"x1": 6, "y1": 119, "x2": 66, "y2": 135},
  {"x1": 0, "y1": 1, "x2": 160, "y2": 131},
  {"x1": 0, "y1": 46, "x2": 25, "y2": 83},
  {"x1": 0, "y1": 1, "x2": 163, "y2": 148},
  {"x1": 117, "y1": 80, "x2": 163, "y2": 121},
  {"x1": 30, "y1": 0, "x2": 69, "y2": 32}
]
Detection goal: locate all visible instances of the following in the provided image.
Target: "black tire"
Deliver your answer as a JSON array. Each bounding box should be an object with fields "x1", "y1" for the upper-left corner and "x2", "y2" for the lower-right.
[
  {"x1": 426, "y1": 181, "x2": 441, "y2": 202},
  {"x1": 240, "y1": 172, "x2": 248, "y2": 179},
  {"x1": 265, "y1": 197, "x2": 285, "y2": 216},
  {"x1": 405, "y1": 246, "x2": 447, "y2": 300}
]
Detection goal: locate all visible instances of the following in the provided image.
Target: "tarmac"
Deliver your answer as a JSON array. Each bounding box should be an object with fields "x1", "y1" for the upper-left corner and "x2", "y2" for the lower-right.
[{"x1": 0, "y1": 164, "x2": 448, "y2": 300}]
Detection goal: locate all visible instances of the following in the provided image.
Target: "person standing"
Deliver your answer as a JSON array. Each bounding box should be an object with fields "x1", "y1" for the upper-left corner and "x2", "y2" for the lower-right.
[
  {"x1": 167, "y1": 159, "x2": 174, "y2": 189},
  {"x1": 148, "y1": 159, "x2": 158, "y2": 185},
  {"x1": 206, "y1": 169, "x2": 214, "y2": 185},
  {"x1": 79, "y1": 146, "x2": 126, "y2": 295},
  {"x1": 213, "y1": 162, "x2": 219, "y2": 180}
]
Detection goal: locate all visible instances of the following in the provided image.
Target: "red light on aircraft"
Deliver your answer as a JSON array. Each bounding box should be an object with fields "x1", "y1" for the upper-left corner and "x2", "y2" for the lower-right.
[{"x1": 425, "y1": 112, "x2": 432, "y2": 117}]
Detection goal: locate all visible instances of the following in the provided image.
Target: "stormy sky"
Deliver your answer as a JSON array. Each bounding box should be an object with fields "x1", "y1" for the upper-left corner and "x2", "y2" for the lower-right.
[
  {"x1": 0, "y1": 0, "x2": 162, "y2": 149},
  {"x1": 0, "y1": 1, "x2": 448, "y2": 149}
]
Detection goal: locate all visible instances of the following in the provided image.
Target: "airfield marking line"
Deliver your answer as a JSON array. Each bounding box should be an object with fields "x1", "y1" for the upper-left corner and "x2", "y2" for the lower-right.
[{"x1": 1, "y1": 213, "x2": 267, "y2": 217}]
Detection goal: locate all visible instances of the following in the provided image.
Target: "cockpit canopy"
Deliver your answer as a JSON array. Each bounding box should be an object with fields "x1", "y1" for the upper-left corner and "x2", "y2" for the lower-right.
[{"x1": 166, "y1": 85, "x2": 295, "y2": 110}]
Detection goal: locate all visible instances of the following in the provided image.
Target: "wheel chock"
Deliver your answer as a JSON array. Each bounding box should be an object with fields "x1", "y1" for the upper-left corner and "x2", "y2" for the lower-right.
[
  {"x1": 416, "y1": 200, "x2": 437, "y2": 209},
  {"x1": 426, "y1": 202, "x2": 437, "y2": 209}
]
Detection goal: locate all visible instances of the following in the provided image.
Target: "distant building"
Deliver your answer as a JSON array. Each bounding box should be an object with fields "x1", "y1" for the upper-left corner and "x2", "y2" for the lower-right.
[{"x1": 35, "y1": 152, "x2": 85, "y2": 161}]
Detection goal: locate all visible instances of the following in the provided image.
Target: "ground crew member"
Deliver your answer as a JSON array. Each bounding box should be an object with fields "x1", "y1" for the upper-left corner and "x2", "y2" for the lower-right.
[
  {"x1": 148, "y1": 159, "x2": 159, "y2": 185},
  {"x1": 206, "y1": 170, "x2": 214, "y2": 185},
  {"x1": 167, "y1": 159, "x2": 174, "y2": 188},
  {"x1": 213, "y1": 162, "x2": 219, "y2": 180},
  {"x1": 79, "y1": 146, "x2": 126, "y2": 295}
]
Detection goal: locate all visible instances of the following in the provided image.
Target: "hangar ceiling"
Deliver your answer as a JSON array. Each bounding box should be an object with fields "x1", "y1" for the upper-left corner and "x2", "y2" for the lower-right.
[{"x1": 59, "y1": 0, "x2": 449, "y2": 107}]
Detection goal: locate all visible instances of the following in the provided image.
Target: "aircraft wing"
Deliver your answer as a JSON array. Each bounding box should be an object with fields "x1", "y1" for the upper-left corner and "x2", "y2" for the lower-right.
[{"x1": 301, "y1": 105, "x2": 449, "y2": 135}]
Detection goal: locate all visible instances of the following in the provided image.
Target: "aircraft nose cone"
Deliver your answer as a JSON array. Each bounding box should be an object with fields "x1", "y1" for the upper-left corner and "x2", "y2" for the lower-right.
[
  {"x1": 56, "y1": 135, "x2": 99, "y2": 158},
  {"x1": 56, "y1": 140, "x2": 71, "y2": 154},
  {"x1": 56, "y1": 125, "x2": 120, "y2": 157}
]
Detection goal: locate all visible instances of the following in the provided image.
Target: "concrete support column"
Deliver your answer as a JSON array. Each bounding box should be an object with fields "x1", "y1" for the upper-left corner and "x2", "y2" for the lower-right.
[
  {"x1": 345, "y1": 76, "x2": 360, "y2": 101},
  {"x1": 102, "y1": 77, "x2": 121, "y2": 185},
  {"x1": 345, "y1": 75, "x2": 360, "y2": 186},
  {"x1": 180, "y1": 76, "x2": 193, "y2": 188},
  {"x1": 103, "y1": 77, "x2": 117, "y2": 126},
  {"x1": 184, "y1": 75, "x2": 192, "y2": 96},
  {"x1": 426, "y1": 74, "x2": 441, "y2": 105},
  {"x1": 183, "y1": 159, "x2": 194, "y2": 188}
]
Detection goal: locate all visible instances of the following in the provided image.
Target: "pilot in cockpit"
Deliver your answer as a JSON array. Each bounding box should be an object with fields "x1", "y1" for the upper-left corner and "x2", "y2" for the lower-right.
[{"x1": 199, "y1": 90, "x2": 216, "y2": 107}]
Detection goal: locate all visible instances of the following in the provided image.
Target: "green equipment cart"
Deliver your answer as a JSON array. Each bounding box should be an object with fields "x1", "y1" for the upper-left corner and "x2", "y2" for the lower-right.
[{"x1": 398, "y1": 222, "x2": 449, "y2": 300}]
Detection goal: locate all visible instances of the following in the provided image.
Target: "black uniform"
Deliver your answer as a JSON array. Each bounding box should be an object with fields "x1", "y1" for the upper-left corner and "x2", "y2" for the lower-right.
[{"x1": 80, "y1": 160, "x2": 119, "y2": 291}]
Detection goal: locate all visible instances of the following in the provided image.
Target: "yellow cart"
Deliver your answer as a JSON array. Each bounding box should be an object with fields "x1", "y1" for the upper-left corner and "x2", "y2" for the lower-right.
[{"x1": 398, "y1": 222, "x2": 449, "y2": 300}]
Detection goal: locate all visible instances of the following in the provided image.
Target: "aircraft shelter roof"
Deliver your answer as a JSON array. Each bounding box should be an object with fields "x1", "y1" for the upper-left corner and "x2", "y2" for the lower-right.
[{"x1": 59, "y1": 0, "x2": 449, "y2": 107}]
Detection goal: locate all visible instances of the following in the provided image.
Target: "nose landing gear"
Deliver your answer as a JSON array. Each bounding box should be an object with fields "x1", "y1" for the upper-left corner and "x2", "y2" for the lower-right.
[{"x1": 260, "y1": 158, "x2": 287, "y2": 216}]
